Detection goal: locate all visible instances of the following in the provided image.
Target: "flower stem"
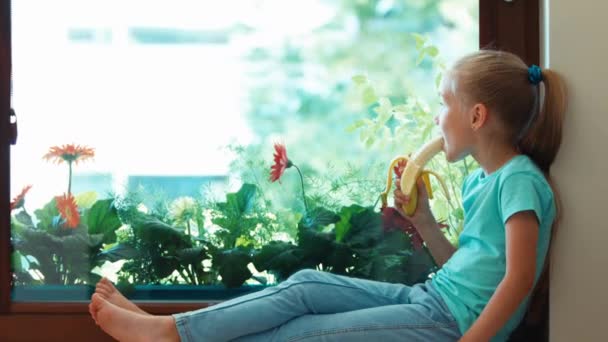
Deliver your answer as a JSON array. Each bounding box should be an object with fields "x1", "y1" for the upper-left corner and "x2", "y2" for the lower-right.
[
  {"x1": 68, "y1": 162, "x2": 73, "y2": 195},
  {"x1": 293, "y1": 164, "x2": 309, "y2": 213}
]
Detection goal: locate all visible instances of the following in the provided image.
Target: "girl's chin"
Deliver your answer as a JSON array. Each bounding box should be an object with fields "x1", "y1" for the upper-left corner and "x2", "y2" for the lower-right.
[{"x1": 444, "y1": 149, "x2": 465, "y2": 163}]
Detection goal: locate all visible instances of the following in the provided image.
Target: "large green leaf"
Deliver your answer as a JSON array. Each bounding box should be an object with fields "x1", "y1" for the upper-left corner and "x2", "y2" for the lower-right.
[
  {"x1": 375, "y1": 230, "x2": 413, "y2": 255},
  {"x1": 341, "y1": 205, "x2": 383, "y2": 248},
  {"x1": 402, "y1": 247, "x2": 437, "y2": 285},
  {"x1": 216, "y1": 183, "x2": 257, "y2": 216},
  {"x1": 98, "y1": 243, "x2": 141, "y2": 262},
  {"x1": 357, "y1": 231, "x2": 414, "y2": 283},
  {"x1": 299, "y1": 207, "x2": 339, "y2": 230},
  {"x1": 297, "y1": 227, "x2": 334, "y2": 265},
  {"x1": 176, "y1": 246, "x2": 208, "y2": 265},
  {"x1": 11, "y1": 251, "x2": 25, "y2": 272},
  {"x1": 323, "y1": 242, "x2": 355, "y2": 274},
  {"x1": 75, "y1": 191, "x2": 98, "y2": 209},
  {"x1": 34, "y1": 198, "x2": 59, "y2": 231},
  {"x1": 214, "y1": 247, "x2": 252, "y2": 288},
  {"x1": 252, "y1": 241, "x2": 306, "y2": 280},
  {"x1": 15, "y1": 211, "x2": 34, "y2": 228},
  {"x1": 151, "y1": 255, "x2": 180, "y2": 279},
  {"x1": 334, "y1": 210, "x2": 353, "y2": 243},
  {"x1": 133, "y1": 218, "x2": 188, "y2": 247},
  {"x1": 87, "y1": 199, "x2": 122, "y2": 244}
]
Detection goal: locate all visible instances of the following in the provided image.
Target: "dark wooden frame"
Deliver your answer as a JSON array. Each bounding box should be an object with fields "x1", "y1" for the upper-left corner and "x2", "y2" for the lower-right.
[{"x1": 0, "y1": 1, "x2": 541, "y2": 340}]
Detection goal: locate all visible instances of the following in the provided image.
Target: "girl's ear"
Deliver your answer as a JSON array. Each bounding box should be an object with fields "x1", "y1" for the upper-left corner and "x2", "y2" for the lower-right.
[{"x1": 470, "y1": 103, "x2": 488, "y2": 131}]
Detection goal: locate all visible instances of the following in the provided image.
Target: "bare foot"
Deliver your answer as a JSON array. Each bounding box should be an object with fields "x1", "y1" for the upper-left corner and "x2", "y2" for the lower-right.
[
  {"x1": 89, "y1": 293, "x2": 180, "y2": 342},
  {"x1": 95, "y1": 277, "x2": 150, "y2": 316}
]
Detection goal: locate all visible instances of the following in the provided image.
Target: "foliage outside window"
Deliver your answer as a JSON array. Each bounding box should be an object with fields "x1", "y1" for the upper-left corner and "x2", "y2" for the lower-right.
[{"x1": 9, "y1": 0, "x2": 477, "y2": 298}]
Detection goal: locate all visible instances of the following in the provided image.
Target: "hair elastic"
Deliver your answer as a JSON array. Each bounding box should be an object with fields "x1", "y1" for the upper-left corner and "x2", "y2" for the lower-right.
[{"x1": 528, "y1": 65, "x2": 543, "y2": 85}]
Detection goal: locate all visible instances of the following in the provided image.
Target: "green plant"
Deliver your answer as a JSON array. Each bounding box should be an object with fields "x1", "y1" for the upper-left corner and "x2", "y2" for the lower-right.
[
  {"x1": 348, "y1": 35, "x2": 474, "y2": 245},
  {"x1": 11, "y1": 193, "x2": 121, "y2": 285},
  {"x1": 11, "y1": 145, "x2": 120, "y2": 285}
]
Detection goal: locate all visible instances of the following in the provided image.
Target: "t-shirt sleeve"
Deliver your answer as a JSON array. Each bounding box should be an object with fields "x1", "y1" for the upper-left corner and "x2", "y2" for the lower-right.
[{"x1": 499, "y1": 173, "x2": 551, "y2": 225}]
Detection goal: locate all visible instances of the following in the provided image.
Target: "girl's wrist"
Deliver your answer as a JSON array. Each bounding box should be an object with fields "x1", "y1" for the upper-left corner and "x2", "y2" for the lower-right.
[{"x1": 414, "y1": 216, "x2": 439, "y2": 232}]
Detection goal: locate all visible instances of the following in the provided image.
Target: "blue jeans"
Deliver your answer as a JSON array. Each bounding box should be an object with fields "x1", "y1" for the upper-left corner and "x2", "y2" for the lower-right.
[{"x1": 174, "y1": 269, "x2": 461, "y2": 341}]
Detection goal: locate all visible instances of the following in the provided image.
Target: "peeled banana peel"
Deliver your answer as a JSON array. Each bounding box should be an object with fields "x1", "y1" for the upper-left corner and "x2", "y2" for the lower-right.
[{"x1": 380, "y1": 136, "x2": 451, "y2": 216}]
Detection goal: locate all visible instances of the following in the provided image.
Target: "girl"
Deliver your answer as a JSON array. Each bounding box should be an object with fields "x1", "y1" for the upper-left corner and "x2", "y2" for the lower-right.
[{"x1": 89, "y1": 49, "x2": 567, "y2": 342}]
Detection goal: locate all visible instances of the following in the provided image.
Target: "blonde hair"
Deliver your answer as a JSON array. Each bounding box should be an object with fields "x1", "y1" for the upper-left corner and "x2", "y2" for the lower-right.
[{"x1": 451, "y1": 49, "x2": 567, "y2": 325}]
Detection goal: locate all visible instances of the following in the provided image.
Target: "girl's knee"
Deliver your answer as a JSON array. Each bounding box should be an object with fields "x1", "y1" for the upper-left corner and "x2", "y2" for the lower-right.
[{"x1": 287, "y1": 268, "x2": 319, "y2": 282}]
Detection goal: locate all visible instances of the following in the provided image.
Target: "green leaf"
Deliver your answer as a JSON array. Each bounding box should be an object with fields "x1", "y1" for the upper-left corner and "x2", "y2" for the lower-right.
[
  {"x1": 297, "y1": 210, "x2": 336, "y2": 265},
  {"x1": 252, "y1": 241, "x2": 304, "y2": 280},
  {"x1": 12, "y1": 251, "x2": 25, "y2": 272},
  {"x1": 217, "y1": 183, "x2": 257, "y2": 217},
  {"x1": 98, "y1": 243, "x2": 140, "y2": 262},
  {"x1": 425, "y1": 45, "x2": 439, "y2": 58},
  {"x1": 298, "y1": 228, "x2": 334, "y2": 265},
  {"x1": 416, "y1": 51, "x2": 425, "y2": 66},
  {"x1": 334, "y1": 210, "x2": 353, "y2": 243},
  {"x1": 351, "y1": 74, "x2": 368, "y2": 85},
  {"x1": 376, "y1": 230, "x2": 413, "y2": 254},
  {"x1": 435, "y1": 72, "x2": 443, "y2": 89},
  {"x1": 402, "y1": 247, "x2": 437, "y2": 285},
  {"x1": 15, "y1": 210, "x2": 34, "y2": 228},
  {"x1": 411, "y1": 33, "x2": 427, "y2": 50},
  {"x1": 300, "y1": 207, "x2": 339, "y2": 230},
  {"x1": 323, "y1": 242, "x2": 355, "y2": 274},
  {"x1": 34, "y1": 198, "x2": 59, "y2": 230},
  {"x1": 365, "y1": 136, "x2": 375, "y2": 148},
  {"x1": 340, "y1": 205, "x2": 383, "y2": 248},
  {"x1": 133, "y1": 218, "x2": 188, "y2": 247},
  {"x1": 75, "y1": 191, "x2": 98, "y2": 209},
  {"x1": 176, "y1": 246, "x2": 208, "y2": 265},
  {"x1": 214, "y1": 247, "x2": 252, "y2": 288},
  {"x1": 345, "y1": 119, "x2": 367, "y2": 133},
  {"x1": 87, "y1": 199, "x2": 122, "y2": 244},
  {"x1": 362, "y1": 86, "x2": 377, "y2": 105},
  {"x1": 151, "y1": 255, "x2": 180, "y2": 280}
]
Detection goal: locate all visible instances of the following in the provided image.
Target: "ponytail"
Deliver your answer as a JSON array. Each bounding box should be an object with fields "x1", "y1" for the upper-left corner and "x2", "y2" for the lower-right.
[
  {"x1": 518, "y1": 69, "x2": 568, "y2": 173},
  {"x1": 517, "y1": 68, "x2": 567, "y2": 331}
]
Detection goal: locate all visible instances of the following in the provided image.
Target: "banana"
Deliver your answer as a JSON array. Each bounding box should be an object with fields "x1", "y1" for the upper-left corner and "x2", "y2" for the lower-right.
[{"x1": 380, "y1": 136, "x2": 451, "y2": 216}]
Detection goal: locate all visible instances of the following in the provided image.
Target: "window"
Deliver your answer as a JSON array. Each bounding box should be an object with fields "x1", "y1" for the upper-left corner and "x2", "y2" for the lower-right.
[{"x1": 1, "y1": 1, "x2": 540, "y2": 340}]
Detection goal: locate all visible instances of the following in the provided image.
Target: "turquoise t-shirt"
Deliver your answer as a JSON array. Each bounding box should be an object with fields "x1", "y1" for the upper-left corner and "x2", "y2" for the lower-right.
[{"x1": 430, "y1": 155, "x2": 555, "y2": 342}]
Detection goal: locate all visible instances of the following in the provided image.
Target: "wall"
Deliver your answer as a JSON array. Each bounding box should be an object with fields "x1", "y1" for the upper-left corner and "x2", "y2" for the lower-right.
[{"x1": 546, "y1": 1, "x2": 608, "y2": 340}]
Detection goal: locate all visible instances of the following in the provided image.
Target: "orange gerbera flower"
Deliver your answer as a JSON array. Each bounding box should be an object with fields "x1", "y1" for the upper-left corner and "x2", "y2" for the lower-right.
[
  {"x1": 269, "y1": 143, "x2": 292, "y2": 182},
  {"x1": 43, "y1": 144, "x2": 95, "y2": 165},
  {"x1": 10, "y1": 185, "x2": 32, "y2": 211},
  {"x1": 55, "y1": 193, "x2": 80, "y2": 228}
]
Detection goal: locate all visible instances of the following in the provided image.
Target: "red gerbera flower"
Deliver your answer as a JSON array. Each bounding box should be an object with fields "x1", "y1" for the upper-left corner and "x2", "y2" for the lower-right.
[
  {"x1": 55, "y1": 193, "x2": 80, "y2": 229},
  {"x1": 10, "y1": 185, "x2": 32, "y2": 211},
  {"x1": 269, "y1": 143, "x2": 292, "y2": 182},
  {"x1": 43, "y1": 144, "x2": 95, "y2": 165}
]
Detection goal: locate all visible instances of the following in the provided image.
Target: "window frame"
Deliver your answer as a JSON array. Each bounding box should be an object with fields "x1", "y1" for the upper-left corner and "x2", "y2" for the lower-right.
[{"x1": 0, "y1": 1, "x2": 540, "y2": 340}]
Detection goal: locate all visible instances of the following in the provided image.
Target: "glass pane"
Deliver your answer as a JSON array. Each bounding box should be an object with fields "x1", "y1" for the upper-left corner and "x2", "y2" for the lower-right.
[{"x1": 10, "y1": 0, "x2": 478, "y2": 301}]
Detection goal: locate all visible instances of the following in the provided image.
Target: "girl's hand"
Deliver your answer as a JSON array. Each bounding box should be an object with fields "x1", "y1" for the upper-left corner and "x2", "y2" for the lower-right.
[{"x1": 393, "y1": 177, "x2": 436, "y2": 228}]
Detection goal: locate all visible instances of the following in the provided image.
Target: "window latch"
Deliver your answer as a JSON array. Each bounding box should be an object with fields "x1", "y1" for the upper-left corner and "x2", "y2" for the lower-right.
[{"x1": 9, "y1": 108, "x2": 17, "y2": 145}]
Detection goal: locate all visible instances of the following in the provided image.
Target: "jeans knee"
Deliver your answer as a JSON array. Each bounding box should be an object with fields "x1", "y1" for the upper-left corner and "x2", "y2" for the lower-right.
[{"x1": 288, "y1": 268, "x2": 319, "y2": 282}]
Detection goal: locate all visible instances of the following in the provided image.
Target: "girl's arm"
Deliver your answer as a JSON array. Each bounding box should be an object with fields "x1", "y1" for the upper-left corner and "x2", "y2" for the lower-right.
[
  {"x1": 394, "y1": 178, "x2": 457, "y2": 267},
  {"x1": 415, "y1": 218, "x2": 457, "y2": 267},
  {"x1": 459, "y1": 210, "x2": 538, "y2": 342}
]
